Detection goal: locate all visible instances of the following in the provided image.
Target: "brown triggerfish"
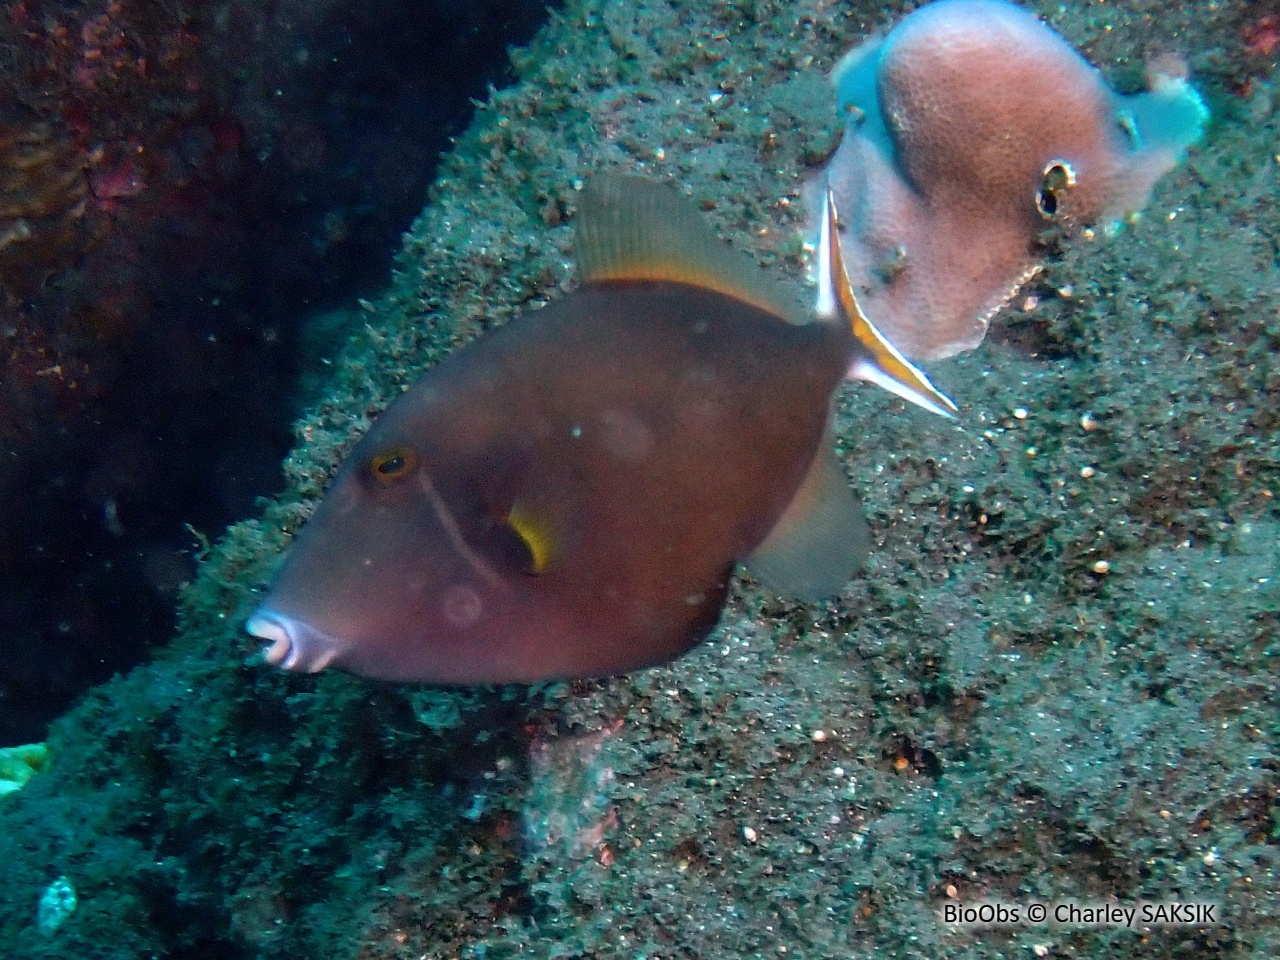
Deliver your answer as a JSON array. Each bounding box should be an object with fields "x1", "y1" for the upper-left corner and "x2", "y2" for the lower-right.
[{"x1": 247, "y1": 175, "x2": 955, "y2": 683}]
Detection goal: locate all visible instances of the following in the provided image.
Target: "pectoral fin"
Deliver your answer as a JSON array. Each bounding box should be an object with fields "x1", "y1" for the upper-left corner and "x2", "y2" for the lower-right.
[{"x1": 506, "y1": 500, "x2": 560, "y2": 575}]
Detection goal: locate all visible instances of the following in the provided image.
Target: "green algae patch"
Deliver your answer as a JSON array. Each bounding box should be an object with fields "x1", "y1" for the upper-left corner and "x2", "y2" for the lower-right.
[{"x1": 0, "y1": 1, "x2": 1277, "y2": 958}]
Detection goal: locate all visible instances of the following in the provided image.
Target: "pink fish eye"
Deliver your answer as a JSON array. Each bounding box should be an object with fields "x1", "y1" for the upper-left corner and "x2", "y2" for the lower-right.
[{"x1": 1035, "y1": 161, "x2": 1076, "y2": 220}]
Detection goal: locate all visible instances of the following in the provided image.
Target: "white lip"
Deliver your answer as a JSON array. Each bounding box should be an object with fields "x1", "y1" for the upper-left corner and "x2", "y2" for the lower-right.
[{"x1": 246, "y1": 611, "x2": 341, "y2": 673}]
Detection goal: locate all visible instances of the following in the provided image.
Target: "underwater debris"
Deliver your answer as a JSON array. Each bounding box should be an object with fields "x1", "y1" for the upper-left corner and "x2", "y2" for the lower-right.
[
  {"x1": 817, "y1": 0, "x2": 1207, "y2": 360},
  {"x1": 0, "y1": 743, "x2": 49, "y2": 799},
  {"x1": 35, "y1": 877, "x2": 76, "y2": 936},
  {"x1": 524, "y1": 720, "x2": 620, "y2": 861}
]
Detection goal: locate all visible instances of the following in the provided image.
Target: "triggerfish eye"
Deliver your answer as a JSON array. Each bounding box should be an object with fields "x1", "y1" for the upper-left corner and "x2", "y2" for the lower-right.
[{"x1": 368, "y1": 447, "x2": 418, "y2": 483}]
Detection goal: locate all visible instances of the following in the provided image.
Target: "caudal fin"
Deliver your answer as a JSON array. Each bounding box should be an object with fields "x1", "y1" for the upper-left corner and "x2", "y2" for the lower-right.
[{"x1": 815, "y1": 185, "x2": 958, "y2": 419}]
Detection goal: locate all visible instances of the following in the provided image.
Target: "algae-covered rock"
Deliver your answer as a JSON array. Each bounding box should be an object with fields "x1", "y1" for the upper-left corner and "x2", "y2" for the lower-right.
[{"x1": 0, "y1": 1, "x2": 1276, "y2": 958}]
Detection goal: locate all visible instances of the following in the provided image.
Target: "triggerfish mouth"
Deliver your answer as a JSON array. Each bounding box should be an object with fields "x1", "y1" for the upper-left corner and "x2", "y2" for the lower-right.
[{"x1": 247, "y1": 174, "x2": 955, "y2": 684}]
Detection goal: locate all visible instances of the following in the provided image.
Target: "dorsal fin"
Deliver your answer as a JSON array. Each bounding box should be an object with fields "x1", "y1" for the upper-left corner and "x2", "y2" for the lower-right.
[{"x1": 575, "y1": 174, "x2": 807, "y2": 323}]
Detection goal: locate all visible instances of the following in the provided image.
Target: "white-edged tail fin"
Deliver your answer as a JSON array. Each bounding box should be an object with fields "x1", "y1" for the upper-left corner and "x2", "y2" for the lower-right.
[{"x1": 817, "y1": 185, "x2": 958, "y2": 419}]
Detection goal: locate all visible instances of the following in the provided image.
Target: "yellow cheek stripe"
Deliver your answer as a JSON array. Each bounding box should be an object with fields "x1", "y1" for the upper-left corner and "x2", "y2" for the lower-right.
[{"x1": 507, "y1": 501, "x2": 557, "y2": 575}]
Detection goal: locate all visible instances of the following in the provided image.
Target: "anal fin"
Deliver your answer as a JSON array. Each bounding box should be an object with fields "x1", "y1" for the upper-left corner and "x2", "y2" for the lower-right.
[{"x1": 743, "y1": 422, "x2": 868, "y2": 600}]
